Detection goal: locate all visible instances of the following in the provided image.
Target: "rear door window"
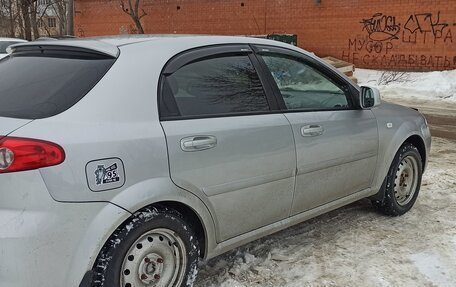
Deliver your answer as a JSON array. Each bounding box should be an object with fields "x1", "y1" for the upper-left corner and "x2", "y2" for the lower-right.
[
  {"x1": 0, "y1": 53, "x2": 115, "y2": 119},
  {"x1": 162, "y1": 55, "x2": 270, "y2": 118}
]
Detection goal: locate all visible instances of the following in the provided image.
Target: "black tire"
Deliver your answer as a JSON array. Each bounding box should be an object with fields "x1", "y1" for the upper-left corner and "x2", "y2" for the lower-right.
[
  {"x1": 91, "y1": 206, "x2": 200, "y2": 287},
  {"x1": 372, "y1": 143, "x2": 423, "y2": 216}
]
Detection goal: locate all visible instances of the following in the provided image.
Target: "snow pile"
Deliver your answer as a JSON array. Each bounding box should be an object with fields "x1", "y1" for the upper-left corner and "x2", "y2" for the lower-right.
[{"x1": 355, "y1": 69, "x2": 456, "y2": 104}]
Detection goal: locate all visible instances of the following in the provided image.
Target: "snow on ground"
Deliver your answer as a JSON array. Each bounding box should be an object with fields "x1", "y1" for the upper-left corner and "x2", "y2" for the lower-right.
[
  {"x1": 355, "y1": 68, "x2": 456, "y2": 105},
  {"x1": 195, "y1": 70, "x2": 456, "y2": 287},
  {"x1": 196, "y1": 137, "x2": 456, "y2": 287}
]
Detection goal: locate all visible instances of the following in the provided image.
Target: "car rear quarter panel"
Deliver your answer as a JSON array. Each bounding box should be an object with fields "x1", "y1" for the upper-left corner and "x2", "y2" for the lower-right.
[
  {"x1": 8, "y1": 42, "x2": 218, "y2": 259},
  {"x1": 0, "y1": 170, "x2": 126, "y2": 287},
  {"x1": 11, "y1": 42, "x2": 175, "y2": 202}
]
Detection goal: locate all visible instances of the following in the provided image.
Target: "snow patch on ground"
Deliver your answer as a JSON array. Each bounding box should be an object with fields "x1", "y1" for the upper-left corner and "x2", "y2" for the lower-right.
[
  {"x1": 410, "y1": 252, "x2": 453, "y2": 287},
  {"x1": 355, "y1": 69, "x2": 456, "y2": 104}
]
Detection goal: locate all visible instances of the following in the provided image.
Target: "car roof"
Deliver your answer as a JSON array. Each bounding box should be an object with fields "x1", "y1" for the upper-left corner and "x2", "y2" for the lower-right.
[{"x1": 8, "y1": 35, "x2": 312, "y2": 59}]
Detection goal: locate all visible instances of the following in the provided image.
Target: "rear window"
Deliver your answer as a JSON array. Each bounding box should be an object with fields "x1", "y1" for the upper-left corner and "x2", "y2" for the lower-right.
[{"x1": 0, "y1": 53, "x2": 115, "y2": 119}]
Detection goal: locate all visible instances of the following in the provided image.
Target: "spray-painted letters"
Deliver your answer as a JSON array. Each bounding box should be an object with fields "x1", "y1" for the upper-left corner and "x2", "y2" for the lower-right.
[
  {"x1": 343, "y1": 11, "x2": 454, "y2": 69},
  {"x1": 360, "y1": 13, "x2": 401, "y2": 41},
  {"x1": 403, "y1": 12, "x2": 452, "y2": 44}
]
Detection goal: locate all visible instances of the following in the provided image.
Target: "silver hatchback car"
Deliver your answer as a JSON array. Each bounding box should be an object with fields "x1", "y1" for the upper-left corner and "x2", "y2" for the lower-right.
[{"x1": 0, "y1": 36, "x2": 431, "y2": 287}]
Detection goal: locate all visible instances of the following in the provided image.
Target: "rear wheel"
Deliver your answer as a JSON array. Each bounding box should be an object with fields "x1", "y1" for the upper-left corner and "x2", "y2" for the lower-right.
[
  {"x1": 92, "y1": 206, "x2": 200, "y2": 287},
  {"x1": 372, "y1": 143, "x2": 423, "y2": 216}
]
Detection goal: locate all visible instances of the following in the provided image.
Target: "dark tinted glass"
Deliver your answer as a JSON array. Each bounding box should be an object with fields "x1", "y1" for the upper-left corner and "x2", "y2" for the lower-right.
[
  {"x1": 0, "y1": 41, "x2": 21, "y2": 53},
  {"x1": 165, "y1": 55, "x2": 269, "y2": 117},
  {"x1": 0, "y1": 54, "x2": 115, "y2": 119}
]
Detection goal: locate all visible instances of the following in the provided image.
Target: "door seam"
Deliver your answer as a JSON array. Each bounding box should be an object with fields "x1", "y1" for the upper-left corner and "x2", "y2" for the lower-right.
[{"x1": 282, "y1": 113, "x2": 299, "y2": 218}]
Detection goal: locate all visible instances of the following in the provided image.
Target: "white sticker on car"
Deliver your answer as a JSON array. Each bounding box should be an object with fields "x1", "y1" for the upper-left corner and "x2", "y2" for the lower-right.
[{"x1": 86, "y1": 158, "x2": 125, "y2": 192}]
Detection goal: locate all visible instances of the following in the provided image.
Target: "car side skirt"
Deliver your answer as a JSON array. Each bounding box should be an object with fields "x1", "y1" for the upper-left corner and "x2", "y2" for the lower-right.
[{"x1": 206, "y1": 187, "x2": 374, "y2": 259}]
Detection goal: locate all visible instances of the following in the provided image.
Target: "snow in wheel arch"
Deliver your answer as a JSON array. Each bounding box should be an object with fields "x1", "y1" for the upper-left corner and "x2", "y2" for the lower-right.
[{"x1": 90, "y1": 206, "x2": 200, "y2": 287}]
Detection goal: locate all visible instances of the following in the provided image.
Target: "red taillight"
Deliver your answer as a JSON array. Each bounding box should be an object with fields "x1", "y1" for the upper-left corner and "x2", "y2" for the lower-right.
[{"x1": 0, "y1": 136, "x2": 65, "y2": 173}]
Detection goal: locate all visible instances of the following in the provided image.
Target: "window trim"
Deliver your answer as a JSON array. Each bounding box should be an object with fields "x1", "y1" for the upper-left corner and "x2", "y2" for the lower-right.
[
  {"x1": 251, "y1": 44, "x2": 361, "y2": 113},
  {"x1": 158, "y1": 44, "x2": 280, "y2": 121}
]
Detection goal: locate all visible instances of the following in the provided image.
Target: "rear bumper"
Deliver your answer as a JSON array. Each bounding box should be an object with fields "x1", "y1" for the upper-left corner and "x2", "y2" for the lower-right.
[{"x1": 0, "y1": 170, "x2": 129, "y2": 287}]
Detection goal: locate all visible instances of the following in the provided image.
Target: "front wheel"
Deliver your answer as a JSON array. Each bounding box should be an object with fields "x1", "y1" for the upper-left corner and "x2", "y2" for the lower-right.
[
  {"x1": 92, "y1": 207, "x2": 200, "y2": 287},
  {"x1": 373, "y1": 143, "x2": 423, "y2": 216}
]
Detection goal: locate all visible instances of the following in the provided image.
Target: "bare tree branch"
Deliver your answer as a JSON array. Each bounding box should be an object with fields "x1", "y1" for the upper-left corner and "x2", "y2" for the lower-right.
[
  {"x1": 378, "y1": 71, "x2": 412, "y2": 86},
  {"x1": 119, "y1": 0, "x2": 146, "y2": 34}
]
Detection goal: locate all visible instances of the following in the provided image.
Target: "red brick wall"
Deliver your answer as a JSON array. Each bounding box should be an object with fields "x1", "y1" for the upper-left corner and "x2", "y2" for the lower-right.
[{"x1": 75, "y1": 0, "x2": 456, "y2": 71}]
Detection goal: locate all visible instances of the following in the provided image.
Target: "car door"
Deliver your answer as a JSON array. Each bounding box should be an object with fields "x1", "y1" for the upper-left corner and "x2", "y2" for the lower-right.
[
  {"x1": 159, "y1": 45, "x2": 296, "y2": 241},
  {"x1": 254, "y1": 45, "x2": 379, "y2": 215}
]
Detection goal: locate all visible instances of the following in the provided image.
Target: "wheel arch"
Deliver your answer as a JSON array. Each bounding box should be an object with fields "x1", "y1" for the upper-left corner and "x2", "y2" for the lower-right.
[
  {"x1": 87, "y1": 201, "x2": 204, "y2": 287},
  {"x1": 370, "y1": 133, "x2": 427, "y2": 202},
  {"x1": 404, "y1": 134, "x2": 427, "y2": 171},
  {"x1": 149, "y1": 200, "x2": 207, "y2": 258},
  {"x1": 81, "y1": 200, "x2": 211, "y2": 287},
  {"x1": 106, "y1": 177, "x2": 218, "y2": 260},
  {"x1": 71, "y1": 178, "x2": 218, "y2": 286}
]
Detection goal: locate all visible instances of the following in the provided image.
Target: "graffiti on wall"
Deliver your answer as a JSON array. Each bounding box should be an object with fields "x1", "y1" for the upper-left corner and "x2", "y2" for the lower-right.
[
  {"x1": 403, "y1": 12, "x2": 452, "y2": 43},
  {"x1": 342, "y1": 12, "x2": 455, "y2": 69},
  {"x1": 360, "y1": 13, "x2": 401, "y2": 41}
]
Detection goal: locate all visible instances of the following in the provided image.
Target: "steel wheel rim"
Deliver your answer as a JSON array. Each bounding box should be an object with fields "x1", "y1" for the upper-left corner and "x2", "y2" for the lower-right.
[
  {"x1": 120, "y1": 228, "x2": 187, "y2": 287},
  {"x1": 394, "y1": 155, "x2": 419, "y2": 206}
]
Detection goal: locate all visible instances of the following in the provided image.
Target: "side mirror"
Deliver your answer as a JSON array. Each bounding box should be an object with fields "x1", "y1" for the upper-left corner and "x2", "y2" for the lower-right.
[{"x1": 360, "y1": 86, "x2": 381, "y2": 109}]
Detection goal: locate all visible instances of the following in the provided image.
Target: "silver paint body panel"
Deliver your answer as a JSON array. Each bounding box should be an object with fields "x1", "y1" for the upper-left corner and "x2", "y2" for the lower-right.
[
  {"x1": 285, "y1": 110, "x2": 378, "y2": 214},
  {"x1": 162, "y1": 114, "x2": 296, "y2": 241},
  {"x1": 0, "y1": 36, "x2": 431, "y2": 287}
]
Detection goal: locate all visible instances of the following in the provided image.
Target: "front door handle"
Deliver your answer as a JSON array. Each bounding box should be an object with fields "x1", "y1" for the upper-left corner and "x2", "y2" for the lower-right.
[
  {"x1": 301, "y1": 125, "x2": 324, "y2": 137},
  {"x1": 180, "y1": 136, "x2": 217, "y2": 152}
]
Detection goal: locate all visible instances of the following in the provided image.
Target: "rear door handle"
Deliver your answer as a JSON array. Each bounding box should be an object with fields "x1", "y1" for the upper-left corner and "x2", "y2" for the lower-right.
[
  {"x1": 301, "y1": 125, "x2": 324, "y2": 137},
  {"x1": 180, "y1": 136, "x2": 217, "y2": 152}
]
